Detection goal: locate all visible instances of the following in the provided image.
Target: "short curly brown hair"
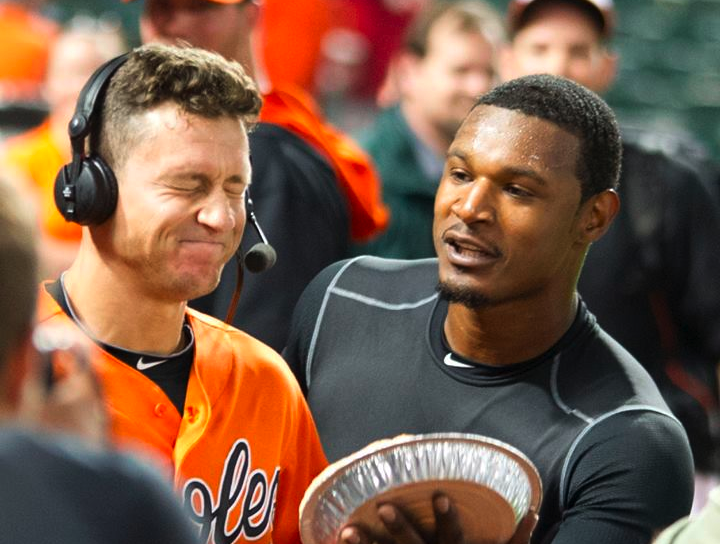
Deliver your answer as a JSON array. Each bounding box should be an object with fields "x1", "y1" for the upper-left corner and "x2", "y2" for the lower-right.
[{"x1": 93, "y1": 43, "x2": 262, "y2": 171}]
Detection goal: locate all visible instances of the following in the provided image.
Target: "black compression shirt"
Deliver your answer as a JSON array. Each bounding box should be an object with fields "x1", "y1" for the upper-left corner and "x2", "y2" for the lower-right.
[{"x1": 283, "y1": 256, "x2": 695, "y2": 544}]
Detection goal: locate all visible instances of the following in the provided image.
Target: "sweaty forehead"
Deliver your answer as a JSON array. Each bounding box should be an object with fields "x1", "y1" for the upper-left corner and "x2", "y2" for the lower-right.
[{"x1": 453, "y1": 105, "x2": 580, "y2": 173}]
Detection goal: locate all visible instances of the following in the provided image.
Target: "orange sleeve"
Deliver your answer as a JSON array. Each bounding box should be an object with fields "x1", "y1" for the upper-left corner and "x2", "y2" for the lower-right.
[{"x1": 260, "y1": 87, "x2": 389, "y2": 242}]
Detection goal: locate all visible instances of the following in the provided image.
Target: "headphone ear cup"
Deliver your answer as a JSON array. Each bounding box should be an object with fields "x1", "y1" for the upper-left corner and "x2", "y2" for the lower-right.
[{"x1": 54, "y1": 156, "x2": 118, "y2": 226}]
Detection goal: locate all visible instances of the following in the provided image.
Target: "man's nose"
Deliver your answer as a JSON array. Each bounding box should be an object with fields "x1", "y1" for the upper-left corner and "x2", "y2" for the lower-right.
[
  {"x1": 464, "y1": 70, "x2": 493, "y2": 98},
  {"x1": 541, "y1": 51, "x2": 572, "y2": 78},
  {"x1": 452, "y1": 180, "x2": 496, "y2": 224},
  {"x1": 197, "y1": 192, "x2": 237, "y2": 232}
]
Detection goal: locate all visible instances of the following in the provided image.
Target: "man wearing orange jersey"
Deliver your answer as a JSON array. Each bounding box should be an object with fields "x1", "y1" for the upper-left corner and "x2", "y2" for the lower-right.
[
  {"x1": 37, "y1": 43, "x2": 327, "y2": 544},
  {"x1": 121, "y1": 0, "x2": 388, "y2": 352}
]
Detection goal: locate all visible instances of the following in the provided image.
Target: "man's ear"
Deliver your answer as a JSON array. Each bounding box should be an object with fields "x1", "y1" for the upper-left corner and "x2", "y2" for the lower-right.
[
  {"x1": 593, "y1": 49, "x2": 618, "y2": 94},
  {"x1": 577, "y1": 189, "x2": 620, "y2": 243}
]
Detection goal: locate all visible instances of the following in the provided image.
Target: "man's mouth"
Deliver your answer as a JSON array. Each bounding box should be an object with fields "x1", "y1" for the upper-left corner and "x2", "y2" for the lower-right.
[{"x1": 443, "y1": 232, "x2": 501, "y2": 267}]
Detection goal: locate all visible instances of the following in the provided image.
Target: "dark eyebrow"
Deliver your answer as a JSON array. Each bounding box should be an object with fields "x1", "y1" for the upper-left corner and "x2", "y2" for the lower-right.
[
  {"x1": 446, "y1": 148, "x2": 468, "y2": 161},
  {"x1": 503, "y1": 166, "x2": 548, "y2": 187},
  {"x1": 446, "y1": 149, "x2": 548, "y2": 187}
]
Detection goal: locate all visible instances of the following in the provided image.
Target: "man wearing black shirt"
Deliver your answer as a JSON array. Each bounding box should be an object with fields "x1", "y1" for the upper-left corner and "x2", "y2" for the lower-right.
[
  {"x1": 285, "y1": 75, "x2": 694, "y2": 544},
  {"x1": 500, "y1": 0, "x2": 720, "y2": 486}
]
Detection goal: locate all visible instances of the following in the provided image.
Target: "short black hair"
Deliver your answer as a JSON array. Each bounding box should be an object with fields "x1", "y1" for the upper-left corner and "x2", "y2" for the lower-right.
[{"x1": 474, "y1": 74, "x2": 621, "y2": 201}]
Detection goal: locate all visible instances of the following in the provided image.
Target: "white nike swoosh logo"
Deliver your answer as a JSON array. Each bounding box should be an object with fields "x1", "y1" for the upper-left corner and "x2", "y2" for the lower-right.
[
  {"x1": 136, "y1": 357, "x2": 169, "y2": 370},
  {"x1": 443, "y1": 352, "x2": 474, "y2": 368}
]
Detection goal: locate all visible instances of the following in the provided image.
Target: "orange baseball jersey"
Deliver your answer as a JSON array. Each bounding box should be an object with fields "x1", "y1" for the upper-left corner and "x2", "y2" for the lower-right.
[{"x1": 37, "y1": 287, "x2": 328, "y2": 544}]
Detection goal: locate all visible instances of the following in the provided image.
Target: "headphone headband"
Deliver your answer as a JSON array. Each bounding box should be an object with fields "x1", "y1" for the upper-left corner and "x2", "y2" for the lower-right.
[
  {"x1": 69, "y1": 52, "x2": 130, "y2": 141},
  {"x1": 54, "y1": 51, "x2": 130, "y2": 226}
]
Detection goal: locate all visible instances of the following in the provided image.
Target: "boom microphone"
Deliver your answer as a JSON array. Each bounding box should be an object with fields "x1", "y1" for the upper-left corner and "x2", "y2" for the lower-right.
[
  {"x1": 224, "y1": 193, "x2": 276, "y2": 324},
  {"x1": 243, "y1": 195, "x2": 277, "y2": 272},
  {"x1": 244, "y1": 242, "x2": 277, "y2": 273}
]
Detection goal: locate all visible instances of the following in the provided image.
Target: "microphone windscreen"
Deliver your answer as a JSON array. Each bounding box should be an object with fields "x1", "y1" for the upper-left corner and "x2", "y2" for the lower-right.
[{"x1": 244, "y1": 243, "x2": 277, "y2": 273}]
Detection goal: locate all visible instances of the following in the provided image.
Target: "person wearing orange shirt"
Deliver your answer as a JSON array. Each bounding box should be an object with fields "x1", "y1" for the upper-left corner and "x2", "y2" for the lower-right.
[
  {"x1": 2, "y1": 23, "x2": 126, "y2": 278},
  {"x1": 0, "y1": 1, "x2": 58, "y2": 101}
]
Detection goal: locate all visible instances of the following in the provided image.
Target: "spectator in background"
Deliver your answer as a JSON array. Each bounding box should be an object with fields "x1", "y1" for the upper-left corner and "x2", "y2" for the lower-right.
[
  {"x1": 0, "y1": 175, "x2": 200, "y2": 544},
  {"x1": 355, "y1": 1, "x2": 506, "y2": 259},
  {"x1": 500, "y1": 0, "x2": 720, "y2": 509},
  {"x1": 1, "y1": 19, "x2": 126, "y2": 279},
  {"x1": 0, "y1": 0, "x2": 58, "y2": 102},
  {"x1": 124, "y1": 0, "x2": 388, "y2": 352},
  {"x1": 315, "y1": 0, "x2": 430, "y2": 124}
]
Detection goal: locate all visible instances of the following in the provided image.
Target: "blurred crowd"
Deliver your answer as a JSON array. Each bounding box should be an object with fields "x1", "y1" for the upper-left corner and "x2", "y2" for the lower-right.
[{"x1": 0, "y1": 0, "x2": 719, "y2": 542}]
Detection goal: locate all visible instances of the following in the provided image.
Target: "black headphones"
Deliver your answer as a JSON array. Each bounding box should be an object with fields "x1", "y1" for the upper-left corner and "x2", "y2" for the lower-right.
[{"x1": 54, "y1": 52, "x2": 129, "y2": 225}]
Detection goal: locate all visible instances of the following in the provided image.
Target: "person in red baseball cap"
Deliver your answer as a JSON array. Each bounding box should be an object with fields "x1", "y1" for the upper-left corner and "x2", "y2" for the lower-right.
[{"x1": 119, "y1": 0, "x2": 388, "y2": 353}]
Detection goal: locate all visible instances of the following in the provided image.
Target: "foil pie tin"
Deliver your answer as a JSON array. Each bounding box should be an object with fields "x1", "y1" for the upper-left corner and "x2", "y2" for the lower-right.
[{"x1": 299, "y1": 433, "x2": 542, "y2": 544}]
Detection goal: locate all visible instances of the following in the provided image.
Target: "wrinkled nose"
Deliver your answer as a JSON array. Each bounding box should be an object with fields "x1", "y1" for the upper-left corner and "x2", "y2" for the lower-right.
[
  {"x1": 541, "y1": 51, "x2": 573, "y2": 79},
  {"x1": 464, "y1": 70, "x2": 493, "y2": 99},
  {"x1": 197, "y1": 193, "x2": 237, "y2": 233}
]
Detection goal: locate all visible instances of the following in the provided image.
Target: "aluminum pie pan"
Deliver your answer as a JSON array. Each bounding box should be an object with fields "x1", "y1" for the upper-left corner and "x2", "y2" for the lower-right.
[{"x1": 299, "y1": 433, "x2": 542, "y2": 544}]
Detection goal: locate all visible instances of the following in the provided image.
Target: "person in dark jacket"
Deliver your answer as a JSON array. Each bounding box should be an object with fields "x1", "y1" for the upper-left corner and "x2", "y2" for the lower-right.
[
  {"x1": 355, "y1": 1, "x2": 506, "y2": 259},
  {"x1": 500, "y1": 0, "x2": 720, "y2": 506}
]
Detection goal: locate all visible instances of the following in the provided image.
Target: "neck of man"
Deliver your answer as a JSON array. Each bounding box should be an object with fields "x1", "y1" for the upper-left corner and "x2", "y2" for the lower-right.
[
  {"x1": 444, "y1": 289, "x2": 579, "y2": 366},
  {"x1": 400, "y1": 101, "x2": 455, "y2": 157},
  {"x1": 63, "y1": 247, "x2": 187, "y2": 355}
]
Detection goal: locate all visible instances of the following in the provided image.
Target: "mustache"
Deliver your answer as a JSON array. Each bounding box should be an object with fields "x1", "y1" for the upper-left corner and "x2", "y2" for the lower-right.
[{"x1": 442, "y1": 223, "x2": 503, "y2": 258}]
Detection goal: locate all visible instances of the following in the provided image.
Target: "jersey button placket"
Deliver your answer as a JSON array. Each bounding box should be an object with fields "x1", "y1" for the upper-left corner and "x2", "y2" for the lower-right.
[
  {"x1": 153, "y1": 403, "x2": 168, "y2": 417},
  {"x1": 185, "y1": 405, "x2": 200, "y2": 423}
]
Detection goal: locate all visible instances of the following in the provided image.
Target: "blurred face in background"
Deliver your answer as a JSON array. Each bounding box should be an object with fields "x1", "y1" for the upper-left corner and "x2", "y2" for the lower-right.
[
  {"x1": 140, "y1": 0, "x2": 254, "y2": 63},
  {"x1": 45, "y1": 27, "x2": 126, "y2": 144},
  {"x1": 399, "y1": 14, "x2": 497, "y2": 143},
  {"x1": 501, "y1": 2, "x2": 616, "y2": 93}
]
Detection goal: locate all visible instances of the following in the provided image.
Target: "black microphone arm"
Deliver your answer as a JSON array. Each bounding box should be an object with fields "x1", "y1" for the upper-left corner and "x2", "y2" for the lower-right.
[
  {"x1": 224, "y1": 194, "x2": 277, "y2": 324},
  {"x1": 244, "y1": 196, "x2": 277, "y2": 273}
]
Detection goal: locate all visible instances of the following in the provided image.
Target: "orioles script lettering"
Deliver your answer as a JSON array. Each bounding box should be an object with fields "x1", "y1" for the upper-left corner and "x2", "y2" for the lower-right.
[{"x1": 183, "y1": 439, "x2": 280, "y2": 544}]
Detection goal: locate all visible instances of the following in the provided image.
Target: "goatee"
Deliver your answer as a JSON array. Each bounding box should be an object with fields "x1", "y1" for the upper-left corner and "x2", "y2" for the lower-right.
[{"x1": 436, "y1": 281, "x2": 491, "y2": 310}]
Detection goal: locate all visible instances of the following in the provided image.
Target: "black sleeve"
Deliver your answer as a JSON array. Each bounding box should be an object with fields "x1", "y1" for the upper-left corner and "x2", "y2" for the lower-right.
[
  {"x1": 282, "y1": 259, "x2": 350, "y2": 395},
  {"x1": 545, "y1": 411, "x2": 694, "y2": 544}
]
